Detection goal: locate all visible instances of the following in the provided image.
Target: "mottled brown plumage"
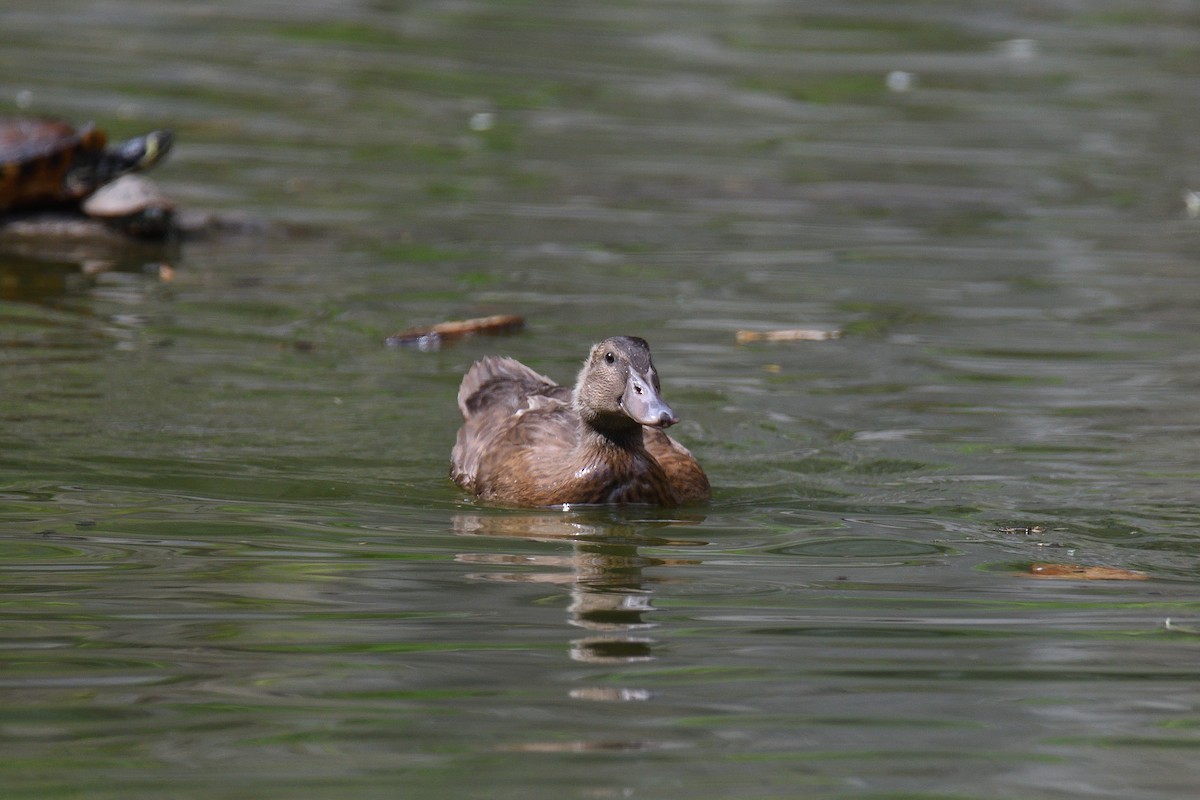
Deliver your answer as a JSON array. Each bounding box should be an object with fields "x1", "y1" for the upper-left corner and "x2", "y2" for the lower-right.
[{"x1": 451, "y1": 336, "x2": 710, "y2": 507}]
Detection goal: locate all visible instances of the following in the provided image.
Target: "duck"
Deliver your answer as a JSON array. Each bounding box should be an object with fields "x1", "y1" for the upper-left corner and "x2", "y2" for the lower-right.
[{"x1": 450, "y1": 336, "x2": 710, "y2": 507}]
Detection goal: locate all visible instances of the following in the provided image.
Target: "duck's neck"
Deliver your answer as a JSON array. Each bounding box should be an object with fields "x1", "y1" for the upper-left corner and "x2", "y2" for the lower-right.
[
  {"x1": 573, "y1": 397, "x2": 646, "y2": 455},
  {"x1": 580, "y1": 421, "x2": 645, "y2": 455}
]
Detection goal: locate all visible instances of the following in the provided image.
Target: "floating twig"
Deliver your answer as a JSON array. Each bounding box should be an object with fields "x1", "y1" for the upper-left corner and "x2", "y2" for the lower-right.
[
  {"x1": 1023, "y1": 562, "x2": 1148, "y2": 581},
  {"x1": 386, "y1": 314, "x2": 525, "y2": 350},
  {"x1": 735, "y1": 328, "x2": 842, "y2": 344}
]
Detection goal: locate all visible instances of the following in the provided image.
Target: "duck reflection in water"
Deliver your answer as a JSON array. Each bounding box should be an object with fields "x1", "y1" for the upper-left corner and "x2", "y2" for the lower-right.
[{"x1": 453, "y1": 510, "x2": 705, "y2": 702}]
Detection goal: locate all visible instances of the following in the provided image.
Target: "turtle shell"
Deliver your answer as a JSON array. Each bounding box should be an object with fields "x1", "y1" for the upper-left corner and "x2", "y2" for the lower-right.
[
  {"x1": 0, "y1": 119, "x2": 108, "y2": 211},
  {"x1": 0, "y1": 119, "x2": 172, "y2": 214},
  {"x1": 82, "y1": 174, "x2": 175, "y2": 238}
]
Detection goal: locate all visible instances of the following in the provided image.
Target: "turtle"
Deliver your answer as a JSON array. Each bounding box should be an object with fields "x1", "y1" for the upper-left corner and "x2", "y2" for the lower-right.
[{"x1": 0, "y1": 118, "x2": 172, "y2": 214}]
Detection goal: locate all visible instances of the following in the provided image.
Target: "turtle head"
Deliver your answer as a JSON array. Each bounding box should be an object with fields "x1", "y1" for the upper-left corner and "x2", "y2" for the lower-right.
[
  {"x1": 111, "y1": 129, "x2": 173, "y2": 173},
  {"x1": 80, "y1": 129, "x2": 174, "y2": 192}
]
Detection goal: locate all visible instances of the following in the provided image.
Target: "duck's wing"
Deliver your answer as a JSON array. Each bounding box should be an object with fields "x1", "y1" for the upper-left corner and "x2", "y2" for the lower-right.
[
  {"x1": 457, "y1": 356, "x2": 563, "y2": 418},
  {"x1": 452, "y1": 357, "x2": 575, "y2": 495},
  {"x1": 643, "y1": 427, "x2": 711, "y2": 504}
]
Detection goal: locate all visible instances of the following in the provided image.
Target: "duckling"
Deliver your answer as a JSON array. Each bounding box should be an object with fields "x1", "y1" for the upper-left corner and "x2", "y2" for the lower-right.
[{"x1": 451, "y1": 336, "x2": 710, "y2": 507}]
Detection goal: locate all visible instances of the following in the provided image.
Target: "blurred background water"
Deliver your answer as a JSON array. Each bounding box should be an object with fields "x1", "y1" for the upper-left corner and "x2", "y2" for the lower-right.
[{"x1": 2, "y1": 2, "x2": 1200, "y2": 798}]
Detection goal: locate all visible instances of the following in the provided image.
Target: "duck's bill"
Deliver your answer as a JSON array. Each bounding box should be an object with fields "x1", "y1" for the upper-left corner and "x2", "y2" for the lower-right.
[{"x1": 622, "y1": 370, "x2": 679, "y2": 428}]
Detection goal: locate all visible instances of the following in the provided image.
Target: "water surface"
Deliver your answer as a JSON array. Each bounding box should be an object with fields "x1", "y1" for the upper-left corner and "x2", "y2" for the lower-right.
[{"x1": 2, "y1": 2, "x2": 1200, "y2": 798}]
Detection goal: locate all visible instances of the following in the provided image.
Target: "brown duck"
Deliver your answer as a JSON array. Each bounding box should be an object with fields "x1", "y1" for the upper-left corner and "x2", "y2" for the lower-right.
[{"x1": 451, "y1": 336, "x2": 710, "y2": 507}]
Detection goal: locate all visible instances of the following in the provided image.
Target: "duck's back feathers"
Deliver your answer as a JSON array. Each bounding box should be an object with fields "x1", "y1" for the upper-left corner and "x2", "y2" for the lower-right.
[{"x1": 644, "y1": 427, "x2": 711, "y2": 504}]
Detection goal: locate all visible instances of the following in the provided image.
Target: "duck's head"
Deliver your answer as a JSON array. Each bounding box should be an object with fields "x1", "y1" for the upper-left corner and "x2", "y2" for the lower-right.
[{"x1": 574, "y1": 336, "x2": 679, "y2": 434}]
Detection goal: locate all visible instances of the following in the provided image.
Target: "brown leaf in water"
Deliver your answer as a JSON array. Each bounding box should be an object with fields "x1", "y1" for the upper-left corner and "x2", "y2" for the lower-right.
[{"x1": 1024, "y1": 562, "x2": 1149, "y2": 580}]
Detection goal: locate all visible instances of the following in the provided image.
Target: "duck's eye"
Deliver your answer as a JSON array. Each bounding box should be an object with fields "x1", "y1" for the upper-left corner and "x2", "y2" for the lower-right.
[{"x1": 604, "y1": 351, "x2": 615, "y2": 364}]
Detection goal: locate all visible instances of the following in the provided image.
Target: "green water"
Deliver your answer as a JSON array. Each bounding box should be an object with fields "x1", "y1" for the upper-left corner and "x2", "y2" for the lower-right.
[{"x1": 2, "y1": 2, "x2": 1200, "y2": 798}]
